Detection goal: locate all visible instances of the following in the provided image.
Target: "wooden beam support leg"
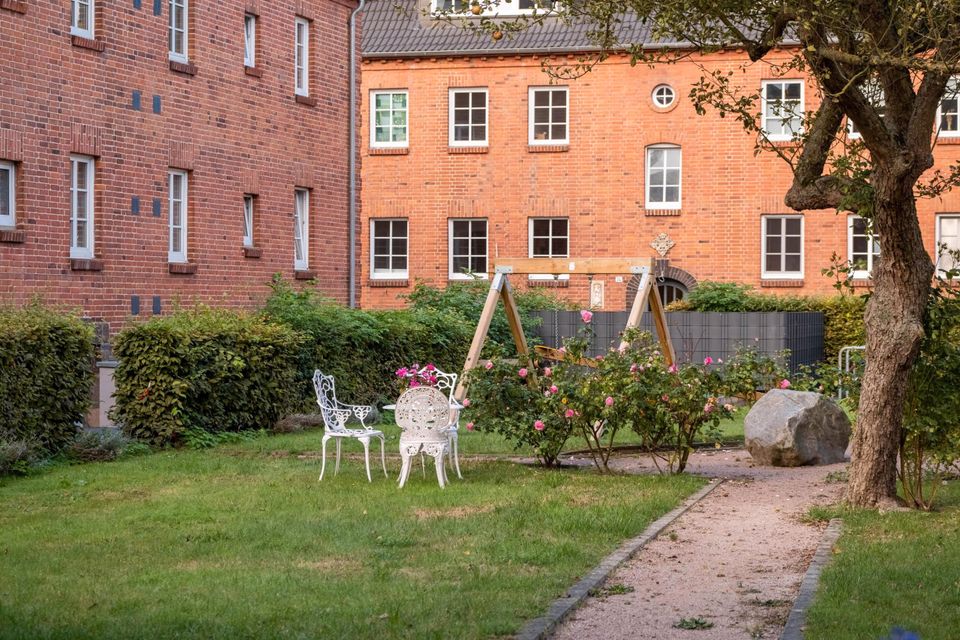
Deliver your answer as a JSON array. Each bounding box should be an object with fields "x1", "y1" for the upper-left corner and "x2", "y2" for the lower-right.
[
  {"x1": 500, "y1": 277, "x2": 537, "y2": 388},
  {"x1": 648, "y1": 283, "x2": 677, "y2": 366},
  {"x1": 619, "y1": 271, "x2": 653, "y2": 351},
  {"x1": 455, "y1": 273, "x2": 505, "y2": 401}
]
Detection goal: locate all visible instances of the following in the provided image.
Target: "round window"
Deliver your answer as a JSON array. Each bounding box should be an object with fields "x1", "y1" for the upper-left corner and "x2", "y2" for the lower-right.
[{"x1": 652, "y1": 84, "x2": 676, "y2": 108}]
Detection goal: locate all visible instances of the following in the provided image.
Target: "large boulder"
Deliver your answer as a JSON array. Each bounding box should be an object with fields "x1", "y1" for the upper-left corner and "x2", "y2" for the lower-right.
[{"x1": 744, "y1": 390, "x2": 851, "y2": 466}]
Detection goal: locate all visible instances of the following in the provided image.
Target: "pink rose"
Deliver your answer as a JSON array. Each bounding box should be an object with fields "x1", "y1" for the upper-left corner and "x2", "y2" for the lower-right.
[
  {"x1": 558, "y1": 347, "x2": 566, "y2": 354},
  {"x1": 534, "y1": 420, "x2": 545, "y2": 431},
  {"x1": 485, "y1": 361, "x2": 494, "y2": 370},
  {"x1": 703, "y1": 356, "x2": 713, "y2": 365},
  {"x1": 466, "y1": 422, "x2": 475, "y2": 431},
  {"x1": 518, "y1": 368, "x2": 528, "y2": 379},
  {"x1": 462, "y1": 398, "x2": 471, "y2": 407},
  {"x1": 544, "y1": 367, "x2": 552, "y2": 377},
  {"x1": 717, "y1": 358, "x2": 724, "y2": 364},
  {"x1": 550, "y1": 385, "x2": 559, "y2": 394},
  {"x1": 564, "y1": 409, "x2": 575, "y2": 418},
  {"x1": 630, "y1": 363, "x2": 638, "y2": 373},
  {"x1": 703, "y1": 403, "x2": 714, "y2": 413},
  {"x1": 595, "y1": 355, "x2": 604, "y2": 362},
  {"x1": 605, "y1": 396, "x2": 614, "y2": 407},
  {"x1": 661, "y1": 394, "x2": 670, "y2": 401},
  {"x1": 580, "y1": 310, "x2": 593, "y2": 324},
  {"x1": 425, "y1": 363, "x2": 436, "y2": 372},
  {"x1": 668, "y1": 363, "x2": 678, "y2": 374},
  {"x1": 779, "y1": 379, "x2": 791, "y2": 389},
  {"x1": 544, "y1": 391, "x2": 551, "y2": 397}
]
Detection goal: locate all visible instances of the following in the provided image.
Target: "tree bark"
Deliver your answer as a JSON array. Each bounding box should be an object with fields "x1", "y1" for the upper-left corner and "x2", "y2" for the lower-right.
[{"x1": 846, "y1": 165, "x2": 933, "y2": 508}]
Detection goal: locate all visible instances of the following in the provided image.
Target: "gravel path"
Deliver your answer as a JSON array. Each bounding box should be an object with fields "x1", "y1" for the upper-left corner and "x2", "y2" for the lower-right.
[{"x1": 551, "y1": 448, "x2": 846, "y2": 640}]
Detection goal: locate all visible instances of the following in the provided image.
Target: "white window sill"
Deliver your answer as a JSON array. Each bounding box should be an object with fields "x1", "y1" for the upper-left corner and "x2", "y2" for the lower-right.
[
  {"x1": 761, "y1": 274, "x2": 804, "y2": 281},
  {"x1": 169, "y1": 53, "x2": 189, "y2": 64},
  {"x1": 449, "y1": 273, "x2": 489, "y2": 281},
  {"x1": 70, "y1": 27, "x2": 94, "y2": 39},
  {"x1": 70, "y1": 249, "x2": 94, "y2": 260}
]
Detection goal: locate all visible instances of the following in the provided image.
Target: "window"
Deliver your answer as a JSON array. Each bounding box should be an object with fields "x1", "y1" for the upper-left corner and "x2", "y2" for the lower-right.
[
  {"x1": 371, "y1": 90, "x2": 408, "y2": 148},
  {"x1": 0, "y1": 162, "x2": 14, "y2": 228},
  {"x1": 848, "y1": 216, "x2": 880, "y2": 278},
  {"x1": 244, "y1": 14, "x2": 256, "y2": 68},
  {"x1": 761, "y1": 215, "x2": 803, "y2": 279},
  {"x1": 449, "y1": 219, "x2": 487, "y2": 278},
  {"x1": 449, "y1": 89, "x2": 488, "y2": 147},
  {"x1": 243, "y1": 195, "x2": 254, "y2": 247},
  {"x1": 371, "y1": 219, "x2": 408, "y2": 279},
  {"x1": 645, "y1": 145, "x2": 681, "y2": 209},
  {"x1": 657, "y1": 280, "x2": 687, "y2": 306},
  {"x1": 652, "y1": 84, "x2": 675, "y2": 108},
  {"x1": 528, "y1": 217, "x2": 569, "y2": 280},
  {"x1": 71, "y1": 0, "x2": 94, "y2": 38},
  {"x1": 761, "y1": 80, "x2": 804, "y2": 141},
  {"x1": 168, "y1": 0, "x2": 188, "y2": 62},
  {"x1": 294, "y1": 189, "x2": 309, "y2": 270},
  {"x1": 528, "y1": 87, "x2": 568, "y2": 145},
  {"x1": 937, "y1": 215, "x2": 960, "y2": 274},
  {"x1": 433, "y1": 0, "x2": 558, "y2": 15},
  {"x1": 848, "y1": 81, "x2": 885, "y2": 139},
  {"x1": 938, "y1": 76, "x2": 959, "y2": 138},
  {"x1": 70, "y1": 156, "x2": 95, "y2": 259},
  {"x1": 168, "y1": 170, "x2": 188, "y2": 263},
  {"x1": 295, "y1": 18, "x2": 309, "y2": 96}
]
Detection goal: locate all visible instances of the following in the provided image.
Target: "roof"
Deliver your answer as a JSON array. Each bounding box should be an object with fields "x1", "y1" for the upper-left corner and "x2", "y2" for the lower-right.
[{"x1": 361, "y1": 0, "x2": 683, "y2": 59}]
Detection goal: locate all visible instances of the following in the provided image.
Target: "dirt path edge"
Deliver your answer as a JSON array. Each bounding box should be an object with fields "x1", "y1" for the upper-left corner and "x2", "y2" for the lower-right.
[
  {"x1": 514, "y1": 479, "x2": 724, "y2": 640},
  {"x1": 779, "y1": 518, "x2": 843, "y2": 640}
]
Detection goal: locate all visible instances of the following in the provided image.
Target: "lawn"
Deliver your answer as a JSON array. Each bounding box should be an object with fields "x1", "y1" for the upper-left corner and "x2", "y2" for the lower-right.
[
  {"x1": 0, "y1": 438, "x2": 704, "y2": 640},
  {"x1": 805, "y1": 480, "x2": 960, "y2": 640}
]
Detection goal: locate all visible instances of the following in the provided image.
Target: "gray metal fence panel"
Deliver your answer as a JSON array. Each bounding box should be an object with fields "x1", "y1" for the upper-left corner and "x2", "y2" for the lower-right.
[{"x1": 530, "y1": 311, "x2": 824, "y2": 372}]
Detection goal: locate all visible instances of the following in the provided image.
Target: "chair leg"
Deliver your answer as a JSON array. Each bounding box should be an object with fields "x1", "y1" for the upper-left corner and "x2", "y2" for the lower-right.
[
  {"x1": 319, "y1": 434, "x2": 330, "y2": 481},
  {"x1": 378, "y1": 436, "x2": 388, "y2": 477},
  {"x1": 334, "y1": 439, "x2": 342, "y2": 476},
  {"x1": 398, "y1": 451, "x2": 411, "y2": 488},
  {"x1": 420, "y1": 453, "x2": 426, "y2": 478},
  {"x1": 450, "y1": 432, "x2": 462, "y2": 480},
  {"x1": 360, "y1": 437, "x2": 372, "y2": 483},
  {"x1": 433, "y1": 452, "x2": 446, "y2": 489}
]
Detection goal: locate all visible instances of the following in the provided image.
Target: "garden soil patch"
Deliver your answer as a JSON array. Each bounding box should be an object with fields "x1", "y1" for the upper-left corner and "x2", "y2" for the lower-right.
[{"x1": 551, "y1": 448, "x2": 846, "y2": 640}]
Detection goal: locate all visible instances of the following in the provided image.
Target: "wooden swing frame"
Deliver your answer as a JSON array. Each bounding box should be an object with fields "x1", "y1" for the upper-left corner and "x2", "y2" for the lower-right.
[{"x1": 454, "y1": 257, "x2": 677, "y2": 400}]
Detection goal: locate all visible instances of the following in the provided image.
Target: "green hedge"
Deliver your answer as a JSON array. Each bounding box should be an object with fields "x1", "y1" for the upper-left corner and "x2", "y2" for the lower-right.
[
  {"x1": 672, "y1": 281, "x2": 866, "y2": 361},
  {"x1": 111, "y1": 309, "x2": 302, "y2": 446},
  {"x1": 263, "y1": 281, "x2": 473, "y2": 407},
  {"x1": 0, "y1": 304, "x2": 94, "y2": 452}
]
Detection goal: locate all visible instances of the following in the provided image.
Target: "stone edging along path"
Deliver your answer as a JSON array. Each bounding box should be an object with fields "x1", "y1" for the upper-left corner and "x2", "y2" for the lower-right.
[
  {"x1": 779, "y1": 519, "x2": 843, "y2": 640},
  {"x1": 514, "y1": 479, "x2": 724, "y2": 640}
]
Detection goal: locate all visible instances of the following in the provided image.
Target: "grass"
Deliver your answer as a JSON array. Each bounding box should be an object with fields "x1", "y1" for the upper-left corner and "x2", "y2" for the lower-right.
[
  {"x1": 805, "y1": 480, "x2": 960, "y2": 640},
  {"x1": 0, "y1": 438, "x2": 705, "y2": 640}
]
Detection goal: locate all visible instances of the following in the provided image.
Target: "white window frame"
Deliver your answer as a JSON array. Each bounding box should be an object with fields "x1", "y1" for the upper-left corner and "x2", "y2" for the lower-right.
[
  {"x1": 448, "y1": 218, "x2": 489, "y2": 279},
  {"x1": 244, "y1": 13, "x2": 257, "y2": 68},
  {"x1": 760, "y1": 215, "x2": 804, "y2": 280},
  {"x1": 168, "y1": 170, "x2": 188, "y2": 263},
  {"x1": 243, "y1": 194, "x2": 254, "y2": 247},
  {"x1": 0, "y1": 161, "x2": 15, "y2": 228},
  {"x1": 645, "y1": 144, "x2": 682, "y2": 210},
  {"x1": 528, "y1": 86, "x2": 569, "y2": 146},
  {"x1": 936, "y1": 214, "x2": 960, "y2": 276},
  {"x1": 431, "y1": 0, "x2": 558, "y2": 16},
  {"x1": 848, "y1": 215, "x2": 880, "y2": 279},
  {"x1": 294, "y1": 189, "x2": 309, "y2": 271},
  {"x1": 651, "y1": 84, "x2": 675, "y2": 108},
  {"x1": 168, "y1": 0, "x2": 188, "y2": 63},
  {"x1": 761, "y1": 79, "x2": 804, "y2": 142},
  {"x1": 69, "y1": 156, "x2": 95, "y2": 260},
  {"x1": 370, "y1": 90, "x2": 409, "y2": 149},
  {"x1": 528, "y1": 217, "x2": 569, "y2": 281},
  {"x1": 71, "y1": 0, "x2": 94, "y2": 39},
  {"x1": 448, "y1": 88, "x2": 489, "y2": 148},
  {"x1": 370, "y1": 218, "x2": 409, "y2": 280},
  {"x1": 937, "y1": 76, "x2": 960, "y2": 139},
  {"x1": 295, "y1": 17, "x2": 310, "y2": 97}
]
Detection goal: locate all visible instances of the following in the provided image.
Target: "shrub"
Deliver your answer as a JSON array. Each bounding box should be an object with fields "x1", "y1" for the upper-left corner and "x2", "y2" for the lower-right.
[
  {"x1": 67, "y1": 429, "x2": 150, "y2": 463},
  {"x1": 111, "y1": 308, "x2": 302, "y2": 446},
  {"x1": 0, "y1": 437, "x2": 39, "y2": 476},
  {"x1": 263, "y1": 278, "x2": 473, "y2": 407},
  {"x1": 404, "y1": 279, "x2": 570, "y2": 354},
  {"x1": 683, "y1": 281, "x2": 754, "y2": 311},
  {"x1": 0, "y1": 304, "x2": 94, "y2": 453}
]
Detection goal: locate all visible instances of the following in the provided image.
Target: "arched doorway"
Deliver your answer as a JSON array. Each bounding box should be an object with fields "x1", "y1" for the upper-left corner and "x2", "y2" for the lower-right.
[{"x1": 625, "y1": 263, "x2": 697, "y2": 309}]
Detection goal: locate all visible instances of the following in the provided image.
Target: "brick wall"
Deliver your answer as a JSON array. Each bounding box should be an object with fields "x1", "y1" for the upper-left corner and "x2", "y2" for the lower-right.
[
  {"x1": 0, "y1": 0, "x2": 359, "y2": 332},
  {"x1": 359, "y1": 50, "x2": 960, "y2": 311}
]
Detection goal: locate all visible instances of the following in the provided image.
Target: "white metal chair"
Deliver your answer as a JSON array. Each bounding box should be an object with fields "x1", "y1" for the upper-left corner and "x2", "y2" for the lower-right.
[
  {"x1": 395, "y1": 386, "x2": 452, "y2": 488},
  {"x1": 313, "y1": 370, "x2": 387, "y2": 482},
  {"x1": 418, "y1": 366, "x2": 464, "y2": 479}
]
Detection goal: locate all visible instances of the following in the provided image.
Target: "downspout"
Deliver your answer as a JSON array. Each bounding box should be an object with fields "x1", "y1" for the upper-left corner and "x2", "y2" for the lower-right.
[{"x1": 348, "y1": 0, "x2": 366, "y2": 308}]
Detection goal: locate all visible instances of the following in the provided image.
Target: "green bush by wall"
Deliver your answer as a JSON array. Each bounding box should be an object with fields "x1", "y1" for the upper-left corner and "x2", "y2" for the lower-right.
[
  {"x1": 111, "y1": 308, "x2": 303, "y2": 446},
  {"x1": 0, "y1": 304, "x2": 94, "y2": 453}
]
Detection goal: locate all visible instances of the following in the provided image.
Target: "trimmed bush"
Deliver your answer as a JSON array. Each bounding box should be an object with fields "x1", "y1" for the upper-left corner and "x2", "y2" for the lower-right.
[
  {"x1": 263, "y1": 279, "x2": 473, "y2": 407},
  {"x1": 111, "y1": 309, "x2": 302, "y2": 446},
  {"x1": 0, "y1": 304, "x2": 94, "y2": 453}
]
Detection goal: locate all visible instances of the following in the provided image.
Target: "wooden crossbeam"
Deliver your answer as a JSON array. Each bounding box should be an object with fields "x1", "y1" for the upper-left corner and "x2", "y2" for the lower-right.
[{"x1": 493, "y1": 257, "x2": 652, "y2": 275}]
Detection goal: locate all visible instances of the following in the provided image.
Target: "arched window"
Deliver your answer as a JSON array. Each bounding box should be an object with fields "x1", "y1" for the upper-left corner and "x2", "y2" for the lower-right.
[{"x1": 657, "y1": 279, "x2": 688, "y2": 306}]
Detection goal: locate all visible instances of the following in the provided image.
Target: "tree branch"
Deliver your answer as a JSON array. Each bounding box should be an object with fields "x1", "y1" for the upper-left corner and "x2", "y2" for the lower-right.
[{"x1": 784, "y1": 98, "x2": 849, "y2": 211}]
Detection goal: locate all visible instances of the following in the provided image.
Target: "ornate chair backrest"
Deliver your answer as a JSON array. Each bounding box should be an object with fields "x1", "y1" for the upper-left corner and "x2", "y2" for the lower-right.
[
  {"x1": 420, "y1": 367, "x2": 457, "y2": 403},
  {"x1": 313, "y1": 370, "x2": 338, "y2": 411},
  {"x1": 395, "y1": 386, "x2": 451, "y2": 442}
]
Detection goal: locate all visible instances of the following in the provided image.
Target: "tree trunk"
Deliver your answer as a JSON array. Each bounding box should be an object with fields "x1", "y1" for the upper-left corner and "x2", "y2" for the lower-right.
[{"x1": 846, "y1": 167, "x2": 933, "y2": 508}]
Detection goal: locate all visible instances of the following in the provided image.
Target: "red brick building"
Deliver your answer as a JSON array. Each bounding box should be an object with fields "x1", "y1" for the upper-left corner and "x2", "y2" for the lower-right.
[
  {"x1": 359, "y1": 0, "x2": 960, "y2": 311},
  {"x1": 0, "y1": 0, "x2": 359, "y2": 330}
]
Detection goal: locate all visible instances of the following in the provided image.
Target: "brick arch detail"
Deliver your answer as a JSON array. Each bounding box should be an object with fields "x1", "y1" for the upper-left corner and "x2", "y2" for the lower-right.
[{"x1": 625, "y1": 261, "x2": 698, "y2": 308}]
